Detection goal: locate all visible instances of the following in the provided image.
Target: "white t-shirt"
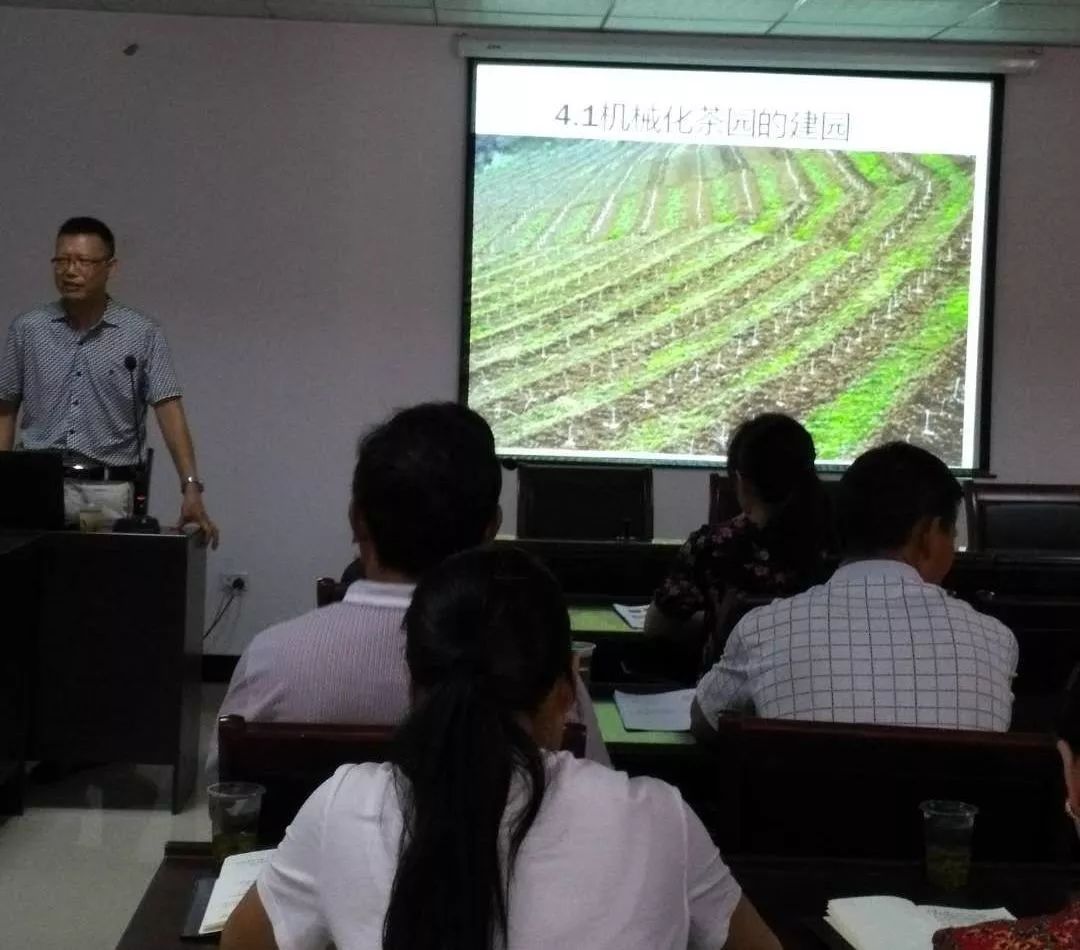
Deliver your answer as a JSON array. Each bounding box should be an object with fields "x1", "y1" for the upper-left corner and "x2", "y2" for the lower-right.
[{"x1": 256, "y1": 753, "x2": 741, "y2": 950}]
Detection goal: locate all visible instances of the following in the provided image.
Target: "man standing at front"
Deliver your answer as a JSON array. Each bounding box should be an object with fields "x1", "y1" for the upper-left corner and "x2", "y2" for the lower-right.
[{"x1": 0, "y1": 217, "x2": 218, "y2": 545}]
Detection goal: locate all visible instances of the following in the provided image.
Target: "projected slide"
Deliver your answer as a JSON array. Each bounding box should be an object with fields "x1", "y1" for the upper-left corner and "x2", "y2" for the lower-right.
[{"x1": 464, "y1": 64, "x2": 996, "y2": 468}]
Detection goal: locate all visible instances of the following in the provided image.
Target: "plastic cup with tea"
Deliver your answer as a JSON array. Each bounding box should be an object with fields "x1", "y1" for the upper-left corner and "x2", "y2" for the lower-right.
[
  {"x1": 572, "y1": 640, "x2": 597, "y2": 688},
  {"x1": 920, "y1": 800, "x2": 978, "y2": 890},
  {"x1": 208, "y1": 782, "x2": 265, "y2": 864}
]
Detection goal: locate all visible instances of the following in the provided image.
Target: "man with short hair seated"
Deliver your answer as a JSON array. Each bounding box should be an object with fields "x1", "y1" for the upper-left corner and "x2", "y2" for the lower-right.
[
  {"x1": 693, "y1": 442, "x2": 1018, "y2": 734},
  {"x1": 207, "y1": 402, "x2": 608, "y2": 774}
]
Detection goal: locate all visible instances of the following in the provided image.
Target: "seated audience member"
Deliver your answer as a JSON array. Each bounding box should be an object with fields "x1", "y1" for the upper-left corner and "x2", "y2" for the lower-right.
[
  {"x1": 693, "y1": 441, "x2": 1018, "y2": 732},
  {"x1": 208, "y1": 402, "x2": 608, "y2": 774},
  {"x1": 221, "y1": 547, "x2": 780, "y2": 950},
  {"x1": 646, "y1": 413, "x2": 831, "y2": 651},
  {"x1": 934, "y1": 668, "x2": 1080, "y2": 948}
]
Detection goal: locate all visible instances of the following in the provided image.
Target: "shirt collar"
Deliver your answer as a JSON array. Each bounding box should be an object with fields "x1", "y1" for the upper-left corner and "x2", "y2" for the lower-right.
[
  {"x1": 49, "y1": 297, "x2": 123, "y2": 329},
  {"x1": 831, "y1": 559, "x2": 924, "y2": 584},
  {"x1": 342, "y1": 578, "x2": 415, "y2": 610}
]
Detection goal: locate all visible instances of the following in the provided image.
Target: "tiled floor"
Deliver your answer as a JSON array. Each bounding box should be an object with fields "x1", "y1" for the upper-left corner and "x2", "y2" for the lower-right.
[{"x1": 0, "y1": 685, "x2": 226, "y2": 950}]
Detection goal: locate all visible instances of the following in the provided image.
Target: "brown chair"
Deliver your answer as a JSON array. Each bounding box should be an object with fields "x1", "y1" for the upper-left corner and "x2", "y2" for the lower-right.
[
  {"x1": 966, "y1": 590, "x2": 1080, "y2": 729},
  {"x1": 315, "y1": 576, "x2": 349, "y2": 608},
  {"x1": 702, "y1": 587, "x2": 775, "y2": 671},
  {"x1": 730, "y1": 717, "x2": 1067, "y2": 862},
  {"x1": 217, "y1": 714, "x2": 589, "y2": 845},
  {"x1": 966, "y1": 483, "x2": 1080, "y2": 553},
  {"x1": 708, "y1": 472, "x2": 740, "y2": 526},
  {"x1": 217, "y1": 715, "x2": 396, "y2": 844},
  {"x1": 517, "y1": 464, "x2": 654, "y2": 541}
]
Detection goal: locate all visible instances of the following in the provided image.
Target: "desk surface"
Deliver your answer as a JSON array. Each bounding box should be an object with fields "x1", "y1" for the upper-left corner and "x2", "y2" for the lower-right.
[
  {"x1": 116, "y1": 842, "x2": 216, "y2": 950},
  {"x1": 594, "y1": 698, "x2": 696, "y2": 748},
  {"x1": 569, "y1": 605, "x2": 642, "y2": 637},
  {"x1": 118, "y1": 844, "x2": 1080, "y2": 950},
  {"x1": 730, "y1": 855, "x2": 1080, "y2": 950}
]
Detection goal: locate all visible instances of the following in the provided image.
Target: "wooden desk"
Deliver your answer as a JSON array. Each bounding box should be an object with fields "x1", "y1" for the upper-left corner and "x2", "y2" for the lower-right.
[
  {"x1": 4, "y1": 529, "x2": 207, "y2": 812},
  {"x1": 570, "y1": 605, "x2": 639, "y2": 638},
  {"x1": 0, "y1": 532, "x2": 42, "y2": 814},
  {"x1": 116, "y1": 841, "x2": 216, "y2": 950},
  {"x1": 119, "y1": 844, "x2": 1080, "y2": 950},
  {"x1": 593, "y1": 697, "x2": 695, "y2": 751},
  {"x1": 730, "y1": 855, "x2": 1080, "y2": 950}
]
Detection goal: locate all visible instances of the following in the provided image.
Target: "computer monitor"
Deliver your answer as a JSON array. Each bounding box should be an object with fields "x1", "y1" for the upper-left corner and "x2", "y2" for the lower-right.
[{"x1": 0, "y1": 451, "x2": 65, "y2": 531}]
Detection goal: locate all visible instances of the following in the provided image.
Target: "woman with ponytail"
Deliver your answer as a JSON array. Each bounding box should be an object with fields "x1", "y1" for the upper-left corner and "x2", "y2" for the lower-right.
[
  {"x1": 223, "y1": 546, "x2": 779, "y2": 950},
  {"x1": 646, "y1": 413, "x2": 832, "y2": 653}
]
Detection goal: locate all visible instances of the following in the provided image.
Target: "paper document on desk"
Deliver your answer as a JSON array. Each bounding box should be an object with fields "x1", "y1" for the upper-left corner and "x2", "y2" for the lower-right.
[
  {"x1": 199, "y1": 849, "x2": 276, "y2": 935},
  {"x1": 614, "y1": 689, "x2": 695, "y2": 731},
  {"x1": 613, "y1": 603, "x2": 648, "y2": 630},
  {"x1": 825, "y1": 896, "x2": 1014, "y2": 950}
]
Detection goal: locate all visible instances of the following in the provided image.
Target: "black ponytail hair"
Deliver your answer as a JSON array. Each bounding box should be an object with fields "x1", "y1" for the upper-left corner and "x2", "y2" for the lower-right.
[
  {"x1": 383, "y1": 546, "x2": 574, "y2": 950},
  {"x1": 728, "y1": 413, "x2": 832, "y2": 570}
]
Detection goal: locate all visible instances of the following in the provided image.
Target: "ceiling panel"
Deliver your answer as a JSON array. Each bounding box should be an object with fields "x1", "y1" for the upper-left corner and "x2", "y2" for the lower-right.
[
  {"x1": 938, "y1": 25, "x2": 1080, "y2": 41},
  {"x1": 781, "y1": 0, "x2": 988, "y2": 27},
  {"x1": 606, "y1": 15, "x2": 776, "y2": 33},
  {"x1": 436, "y1": 9, "x2": 605, "y2": 26},
  {"x1": 435, "y1": 0, "x2": 610, "y2": 12},
  {"x1": 6, "y1": 0, "x2": 1080, "y2": 45},
  {"x1": 771, "y1": 21, "x2": 945, "y2": 37},
  {"x1": 611, "y1": 0, "x2": 795, "y2": 17},
  {"x1": 266, "y1": 0, "x2": 435, "y2": 21},
  {"x1": 99, "y1": 0, "x2": 269, "y2": 14},
  {"x1": 959, "y1": 2, "x2": 1080, "y2": 28},
  {"x1": 0, "y1": 0, "x2": 103, "y2": 8}
]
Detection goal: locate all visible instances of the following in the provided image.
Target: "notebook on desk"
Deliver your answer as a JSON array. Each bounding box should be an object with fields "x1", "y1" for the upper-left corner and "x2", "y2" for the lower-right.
[{"x1": 823, "y1": 896, "x2": 1014, "y2": 950}]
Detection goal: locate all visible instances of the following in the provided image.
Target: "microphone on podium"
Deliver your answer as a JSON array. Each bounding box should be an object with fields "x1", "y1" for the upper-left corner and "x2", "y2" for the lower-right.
[{"x1": 113, "y1": 354, "x2": 161, "y2": 534}]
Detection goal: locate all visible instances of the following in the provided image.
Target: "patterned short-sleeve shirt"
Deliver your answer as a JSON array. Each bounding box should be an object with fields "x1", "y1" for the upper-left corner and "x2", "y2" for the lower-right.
[
  {"x1": 695, "y1": 560, "x2": 1019, "y2": 732},
  {"x1": 653, "y1": 514, "x2": 814, "y2": 621},
  {"x1": 0, "y1": 299, "x2": 182, "y2": 466}
]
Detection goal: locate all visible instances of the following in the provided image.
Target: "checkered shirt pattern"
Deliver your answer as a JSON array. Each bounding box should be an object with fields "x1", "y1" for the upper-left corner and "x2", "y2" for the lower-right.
[
  {"x1": 696, "y1": 560, "x2": 1019, "y2": 732},
  {"x1": 0, "y1": 299, "x2": 181, "y2": 466}
]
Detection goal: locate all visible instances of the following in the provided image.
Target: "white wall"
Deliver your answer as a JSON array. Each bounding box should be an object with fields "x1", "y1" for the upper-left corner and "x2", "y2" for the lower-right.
[{"x1": 1, "y1": 7, "x2": 1078, "y2": 653}]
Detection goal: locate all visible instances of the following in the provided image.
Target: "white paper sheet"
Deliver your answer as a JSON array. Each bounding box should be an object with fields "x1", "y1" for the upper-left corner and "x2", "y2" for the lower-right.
[
  {"x1": 199, "y1": 849, "x2": 275, "y2": 935},
  {"x1": 613, "y1": 689, "x2": 695, "y2": 731},
  {"x1": 920, "y1": 905, "x2": 1015, "y2": 928},
  {"x1": 613, "y1": 603, "x2": 648, "y2": 630},
  {"x1": 825, "y1": 896, "x2": 1014, "y2": 950}
]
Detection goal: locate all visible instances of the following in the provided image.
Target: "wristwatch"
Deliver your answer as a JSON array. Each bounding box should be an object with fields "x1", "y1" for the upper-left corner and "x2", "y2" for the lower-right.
[{"x1": 181, "y1": 475, "x2": 205, "y2": 493}]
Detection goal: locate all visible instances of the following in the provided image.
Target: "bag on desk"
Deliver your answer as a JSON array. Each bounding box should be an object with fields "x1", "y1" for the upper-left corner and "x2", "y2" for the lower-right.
[{"x1": 63, "y1": 480, "x2": 133, "y2": 527}]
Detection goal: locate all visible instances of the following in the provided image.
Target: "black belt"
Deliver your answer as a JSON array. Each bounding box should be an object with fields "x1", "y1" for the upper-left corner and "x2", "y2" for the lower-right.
[{"x1": 64, "y1": 464, "x2": 138, "y2": 482}]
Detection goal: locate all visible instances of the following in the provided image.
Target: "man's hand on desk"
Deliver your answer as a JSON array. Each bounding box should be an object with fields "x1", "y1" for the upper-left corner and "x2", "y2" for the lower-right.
[{"x1": 180, "y1": 484, "x2": 220, "y2": 549}]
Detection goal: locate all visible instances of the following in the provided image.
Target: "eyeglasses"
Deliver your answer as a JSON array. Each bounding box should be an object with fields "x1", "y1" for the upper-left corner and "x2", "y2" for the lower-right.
[{"x1": 51, "y1": 256, "x2": 112, "y2": 272}]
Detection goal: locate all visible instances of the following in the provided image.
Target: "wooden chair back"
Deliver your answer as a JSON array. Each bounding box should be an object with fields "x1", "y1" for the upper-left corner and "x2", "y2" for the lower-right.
[
  {"x1": 217, "y1": 714, "x2": 590, "y2": 844},
  {"x1": 315, "y1": 576, "x2": 349, "y2": 608},
  {"x1": 967, "y1": 483, "x2": 1080, "y2": 553},
  {"x1": 731, "y1": 717, "x2": 1067, "y2": 861},
  {"x1": 217, "y1": 715, "x2": 396, "y2": 843},
  {"x1": 517, "y1": 464, "x2": 654, "y2": 541},
  {"x1": 702, "y1": 588, "x2": 775, "y2": 670},
  {"x1": 967, "y1": 591, "x2": 1080, "y2": 729}
]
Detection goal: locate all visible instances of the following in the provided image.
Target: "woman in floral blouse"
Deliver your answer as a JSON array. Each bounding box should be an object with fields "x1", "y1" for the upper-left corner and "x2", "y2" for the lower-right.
[{"x1": 645, "y1": 413, "x2": 832, "y2": 661}]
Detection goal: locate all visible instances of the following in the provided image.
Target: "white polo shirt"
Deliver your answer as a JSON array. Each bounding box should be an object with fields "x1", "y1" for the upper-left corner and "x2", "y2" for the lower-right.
[
  {"x1": 257, "y1": 754, "x2": 741, "y2": 950},
  {"x1": 696, "y1": 560, "x2": 1018, "y2": 731}
]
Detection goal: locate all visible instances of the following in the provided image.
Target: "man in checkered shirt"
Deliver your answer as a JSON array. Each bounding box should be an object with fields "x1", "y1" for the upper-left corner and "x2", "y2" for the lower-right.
[
  {"x1": 0, "y1": 217, "x2": 217, "y2": 545},
  {"x1": 694, "y1": 442, "x2": 1018, "y2": 733}
]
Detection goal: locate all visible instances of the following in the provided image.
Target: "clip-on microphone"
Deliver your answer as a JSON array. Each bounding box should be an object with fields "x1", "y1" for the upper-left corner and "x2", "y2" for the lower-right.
[{"x1": 113, "y1": 354, "x2": 161, "y2": 534}]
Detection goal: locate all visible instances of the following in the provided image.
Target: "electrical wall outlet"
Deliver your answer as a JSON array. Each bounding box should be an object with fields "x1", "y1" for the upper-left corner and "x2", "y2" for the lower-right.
[{"x1": 221, "y1": 572, "x2": 249, "y2": 593}]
